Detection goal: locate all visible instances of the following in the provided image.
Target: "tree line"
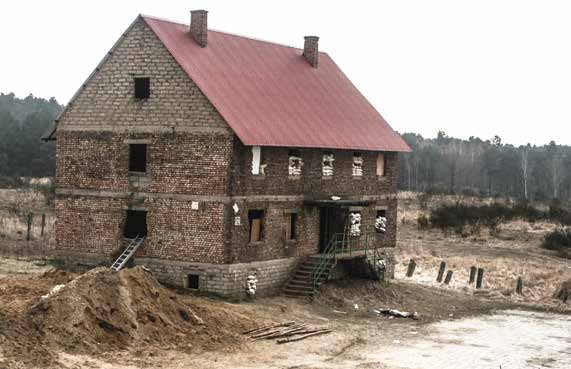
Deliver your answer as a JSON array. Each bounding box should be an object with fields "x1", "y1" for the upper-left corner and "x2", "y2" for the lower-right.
[
  {"x1": 398, "y1": 131, "x2": 571, "y2": 203},
  {"x1": 0, "y1": 93, "x2": 61, "y2": 182}
]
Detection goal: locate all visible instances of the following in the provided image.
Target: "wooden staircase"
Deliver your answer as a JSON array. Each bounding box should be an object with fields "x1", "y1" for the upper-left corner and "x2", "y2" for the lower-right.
[{"x1": 283, "y1": 255, "x2": 335, "y2": 298}]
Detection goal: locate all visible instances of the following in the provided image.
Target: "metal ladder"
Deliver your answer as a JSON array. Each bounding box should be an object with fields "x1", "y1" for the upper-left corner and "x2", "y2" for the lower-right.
[{"x1": 111, "y1": 235, "x2": 145, "y2": 271}]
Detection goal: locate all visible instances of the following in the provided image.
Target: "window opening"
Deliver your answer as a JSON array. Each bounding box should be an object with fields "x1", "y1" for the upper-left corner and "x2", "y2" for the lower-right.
[
  {"x1": 129, "y1": 144, "x2": 147, "y2": 173},
  {"x1": 124, "y1": 210, "x2": 147, "y2": 238},
  {"x1": 377, "y1": 153, "x2": 386, "y2": 176},
  {"x1": 134, "y1": 77, "x2": 150, "y2": 99},
  {"x1": 375, "y1": 210, "x2": 387, "y2": 233},
  {"x1": 349, "y1": 212, "x2": 361, "y2": 237},
  {"x1": 288, "y1": 149, "x2": 303, "y2": 176},
  {"x1": 352, "y1": 153, "x2": 363, "y2": 176},
  {"x1": 248, "y1": 209, "x2": 264, "y2": 242},
  {"x1": 322, "y1": 152, "x2": 334, "y2": 176},
  {"x1": 286, "y1": 212, "x2": 297, "y2": 240}
]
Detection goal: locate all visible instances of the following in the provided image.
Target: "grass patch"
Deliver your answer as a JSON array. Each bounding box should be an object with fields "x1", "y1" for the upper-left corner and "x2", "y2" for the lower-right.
[{"x1": 543, "y1": 228, "x2": 571, "y2": 258}]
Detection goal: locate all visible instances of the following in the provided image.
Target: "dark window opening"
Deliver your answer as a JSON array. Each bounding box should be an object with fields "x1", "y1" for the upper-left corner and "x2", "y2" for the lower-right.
[
  {"x1": 124, "y1": 210, "x2": 147, "y2": 238},
  {"x1": 248, "y1": 209, "x2": 264, "y2": 242},
  {"x1": 377, "y1": 210, "x2": 387, "y2": 218},
  {"x1": 129, "y1": 144, "x2": 147, "y2": 172},
  {"x1": 187, "y1": 274, "x2": 199, "y2": 289},
  {"x1": 286, "y1": 213, "x2": 297, "y2": 240},
  {"x1": 134, "y1": 77, "x2": 150, "y2": 99}
]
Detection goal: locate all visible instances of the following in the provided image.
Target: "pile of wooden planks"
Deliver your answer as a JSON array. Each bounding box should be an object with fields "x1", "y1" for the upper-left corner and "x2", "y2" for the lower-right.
[{"x1": 243, "y1": 321, "x2": 332, "y2": 344}]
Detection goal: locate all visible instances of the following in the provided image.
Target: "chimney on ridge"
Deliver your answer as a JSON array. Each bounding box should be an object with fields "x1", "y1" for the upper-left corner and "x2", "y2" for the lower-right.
[
  {"x1": 303, "y1": 36, "x2": 319, "y2": 68},
  {"x1": 190, "y1": 10, "x2": 208, "y2": 47}
]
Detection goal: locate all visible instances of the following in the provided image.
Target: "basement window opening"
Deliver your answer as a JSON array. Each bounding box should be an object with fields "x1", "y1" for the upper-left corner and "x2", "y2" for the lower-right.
[
  {"x1": 248, "y1": 209, "x2": 264, "y2": 242},
  {"x1": 129, "y1": 144, "x2": 147, "y2": 173},
  {"x1": 124, "y1": 210, "x2": 147, "y2": 238},
  {"x1": 134, "y1": 77, "x2": 150, "y2": 99},
  {"x1": 286, "y1": 212, "x2": 297, "y2": 241},
  {"x1": 187, "y1": 274, "x2": 199, "y2": 290}
]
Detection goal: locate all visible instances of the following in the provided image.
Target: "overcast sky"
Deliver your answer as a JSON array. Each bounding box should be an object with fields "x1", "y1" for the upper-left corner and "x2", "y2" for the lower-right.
[{"x1": 1, "y1": 0, "x2": 570, "y2": 145}]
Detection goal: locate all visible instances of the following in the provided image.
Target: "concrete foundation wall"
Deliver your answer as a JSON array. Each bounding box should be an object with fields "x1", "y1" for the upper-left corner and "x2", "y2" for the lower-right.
[
  {"x1": 136, "y1": 256, "x2": 298, "y2": 298},
  {"x1": 51, "y1": 250, "x2": 298, "y2": 298}
]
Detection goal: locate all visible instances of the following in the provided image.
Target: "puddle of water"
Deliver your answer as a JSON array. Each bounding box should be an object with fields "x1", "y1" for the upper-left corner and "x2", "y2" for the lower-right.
[{"x1": 367, "y1": 310, "x2": 571, "y2": 369}]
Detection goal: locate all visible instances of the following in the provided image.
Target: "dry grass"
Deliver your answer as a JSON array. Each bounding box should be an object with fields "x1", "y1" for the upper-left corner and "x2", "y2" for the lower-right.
[
  {"x1": 0, "y1": 186, "x2": 54, "y2": 241},
  {"x1": 0, "y1": 188, "x2": 48, "y2": 209},
  {"x1": 396, "y1": 192, "x2": 571, "y2": 308},
  {"x1": 0, "y1": 240, "x2": 50, "y2": 260},
  {"x1": 0, "y1": 209, "x2": 54, "y2": 240}
]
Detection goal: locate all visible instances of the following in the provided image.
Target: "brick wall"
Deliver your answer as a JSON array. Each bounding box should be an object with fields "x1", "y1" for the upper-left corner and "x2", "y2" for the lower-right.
[
  {"x1": 58, "y1": 18, "x2": 229, "y2": 133},
  {"x1": 55, "y1": 195, "x2": 228, "y2": 264},
  {"x1": 57, "y1": 131, "x2": 233, "y2": 195},
  {"x1": 228, "y1": 201, "x2": 320, "y2": 263},
  {"x1": 231, "y1": 139, "x2": 399, "y2": 197},
  {"x1": 54, "y1": 16, "x2": 234, "y2": 264},
  {"x1": 55, "y1": 197, "x2": 125, "y2": 255}
]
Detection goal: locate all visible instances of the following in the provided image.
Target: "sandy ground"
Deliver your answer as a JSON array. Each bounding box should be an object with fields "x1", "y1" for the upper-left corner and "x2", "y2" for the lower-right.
[{"x1": 1, "y1": 257, "x2": 567, "y2": 369}]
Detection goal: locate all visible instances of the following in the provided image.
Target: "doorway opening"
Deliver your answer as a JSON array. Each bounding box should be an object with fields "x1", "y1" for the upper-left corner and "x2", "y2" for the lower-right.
[
  {"x1": 318, "y1": 206, "x2": 347, "y2": 252},
  {"x1": 124, "y1": 210, "x2": 147, "y2": 238}
]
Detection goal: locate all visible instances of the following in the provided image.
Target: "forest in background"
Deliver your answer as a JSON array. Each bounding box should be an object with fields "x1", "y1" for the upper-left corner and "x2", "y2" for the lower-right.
[
  {"x1": 0, "y1": 93, "x2": 61, "y2": 182},
  {"x1": 398, "y1": 132, "x2": 571, "y2": 203},
  {"x1": 0, "y1": 92, "x2": 570, "y2": 203}
]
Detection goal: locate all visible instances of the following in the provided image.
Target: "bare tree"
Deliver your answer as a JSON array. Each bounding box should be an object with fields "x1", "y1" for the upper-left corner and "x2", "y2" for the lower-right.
[
  {"x1": 548, "y1": 141, "x2": 563, "y2": 199},
  {"x1": 520, "y1": 144, "x2": 530, "y2": 201}
]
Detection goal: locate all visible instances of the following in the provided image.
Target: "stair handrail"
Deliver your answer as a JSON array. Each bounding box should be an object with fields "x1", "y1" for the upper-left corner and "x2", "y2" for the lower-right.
[
  {"x1": 311, "y1": 234, "x2": 341, "y2": 289},
  {"x1": 312, "y1": 232, "x2": 380, "y2": 289}
]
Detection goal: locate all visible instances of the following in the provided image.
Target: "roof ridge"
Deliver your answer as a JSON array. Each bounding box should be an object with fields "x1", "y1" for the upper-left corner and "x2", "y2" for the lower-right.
[{"x1": 140, "y1": 14, "x2": 328, "y2": 54}]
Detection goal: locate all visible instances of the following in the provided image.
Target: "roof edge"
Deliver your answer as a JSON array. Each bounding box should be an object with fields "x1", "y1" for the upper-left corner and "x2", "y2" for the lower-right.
[
  {"x1": 140, "y1": 14, "x2": 327, "y2": 54},
  {"x1": 42, "y1": 15, "x2": 144, "y2": 142},
  {"x1": 239, "y1": 141, "x2": 412, "y2": 153}
]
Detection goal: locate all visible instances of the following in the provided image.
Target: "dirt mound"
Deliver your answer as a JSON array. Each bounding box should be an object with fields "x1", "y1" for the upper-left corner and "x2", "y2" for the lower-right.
[
  {"x1": 315, "y1": 278, "x2": 513, "y2": 323},
  {"x1": 554, "y1": 279, "x2": 571, "y2": 303},
  {"x1": 1, "y1": 266, "x2": 256, "y2": 368}
]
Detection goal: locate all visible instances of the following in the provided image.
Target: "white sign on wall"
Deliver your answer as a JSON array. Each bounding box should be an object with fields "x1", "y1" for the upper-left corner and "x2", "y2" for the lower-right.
[{"x1": 234, "y1": 216, "x2": 241, "y2": 226}]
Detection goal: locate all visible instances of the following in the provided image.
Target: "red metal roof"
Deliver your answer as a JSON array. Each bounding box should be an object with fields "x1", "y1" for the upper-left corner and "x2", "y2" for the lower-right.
[{"x1": 142, "y1": 15, "x2": 411, "y2": 152}]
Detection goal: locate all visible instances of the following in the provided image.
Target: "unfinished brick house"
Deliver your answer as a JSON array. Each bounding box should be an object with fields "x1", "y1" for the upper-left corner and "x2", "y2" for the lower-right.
[{"x1": 43, "y1": 10, "x2": 411, "y2": 297}]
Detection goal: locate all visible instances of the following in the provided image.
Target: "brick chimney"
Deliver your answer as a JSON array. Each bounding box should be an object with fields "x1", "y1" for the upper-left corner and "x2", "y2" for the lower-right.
[
  {"x1": 190, "y1": 10, "x2": 208, "y2": 47},
  {"x1": 303, "y1": 36, "x2": 319, "y2": 68}
]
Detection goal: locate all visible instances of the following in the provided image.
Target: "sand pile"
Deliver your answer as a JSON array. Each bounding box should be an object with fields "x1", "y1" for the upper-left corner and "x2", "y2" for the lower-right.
[{"x1": 1, "y1": 266, "x2": 256, "y2": 368}]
